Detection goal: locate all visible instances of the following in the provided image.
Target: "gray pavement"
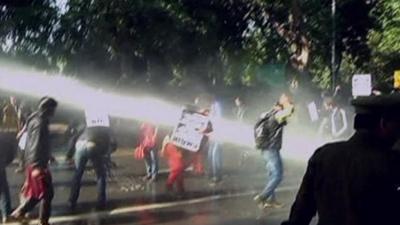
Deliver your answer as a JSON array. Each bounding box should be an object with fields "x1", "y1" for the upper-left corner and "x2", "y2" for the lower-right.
[{"x1": 5, "y1": 146, "x2": 316, "y2": 225}]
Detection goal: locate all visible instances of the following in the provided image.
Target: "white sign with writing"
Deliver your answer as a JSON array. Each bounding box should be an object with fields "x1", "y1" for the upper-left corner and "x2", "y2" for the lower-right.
[
  {"x1": 85, "y1": 110, "x2": 110, "y2": 127},
  {"x1": 171, "y1": 109, "x2": 209, "y2": 152},
  {"x1": 352, "y1": 74, "x2": 372, "y2": 97}
]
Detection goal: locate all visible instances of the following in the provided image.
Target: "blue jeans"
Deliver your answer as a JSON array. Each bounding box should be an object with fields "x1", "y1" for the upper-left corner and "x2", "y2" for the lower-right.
[
  {"x1": 259, "y1": 149, "x2": 283, "y2": 201},
  {"x1": 0, "y1": 166, "x2": 11, "y2": 219},
  {"x1": 144, "y1": 149, "x2": 158, "y2": 178},
  {"x1": 207, "y1": 140, "x2": 222, "y2": 181},
  {"x1": 69, "y1": 145, "x2": 107, "y2": 208}
]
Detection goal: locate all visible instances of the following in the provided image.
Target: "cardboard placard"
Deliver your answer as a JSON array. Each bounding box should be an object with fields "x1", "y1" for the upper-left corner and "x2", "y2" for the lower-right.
[
  {"x1": 171, "y1": 109, "x2": 209, "y2": 152},
  {"x1": 85, "y1": 110, "x2": 110, "y2": 127}
]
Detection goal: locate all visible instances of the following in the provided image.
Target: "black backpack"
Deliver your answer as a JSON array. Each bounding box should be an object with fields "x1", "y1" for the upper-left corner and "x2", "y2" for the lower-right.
[{"x1": 254, "y1": 110, "x2": 279, "y2": 149}]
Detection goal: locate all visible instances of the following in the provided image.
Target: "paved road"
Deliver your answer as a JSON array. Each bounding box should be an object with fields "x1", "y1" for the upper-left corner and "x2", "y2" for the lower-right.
[{"x1": 5, "y1": 144, "x2": 318, "y2": 225}]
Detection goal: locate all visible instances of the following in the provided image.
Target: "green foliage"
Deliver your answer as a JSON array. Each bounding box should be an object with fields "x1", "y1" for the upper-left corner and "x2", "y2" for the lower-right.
[
  {"x1": 0, "y1": 0, "x2": 397, "y2": 93},
  {"x1": 368, "y1": 0, "x2": 400, "y2": 81}
]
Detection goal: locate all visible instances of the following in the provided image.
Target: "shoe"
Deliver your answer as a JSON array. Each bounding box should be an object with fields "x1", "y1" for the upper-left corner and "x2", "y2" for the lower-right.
[
  {"x1": 147, "y1": 176, "x2": 157, "y2": 183},
  {"x1": 2, "y1": 216, "x2": 21, "y2": 223},
  {"x1": 253, "y1": 195, "x2": 266, "y2": 208},
  {"x1": 263, "y1": 200, "x2": 284, "y2": 209},
  {"x1": 39, "y1": 220, "x2": 50, "y2": 225},
  {"x1": 9, "y1": 210, "x2": 27, "y2": 223},
  {"x1": 141, "y1": 175, "x2": 151, "y2": 181}
]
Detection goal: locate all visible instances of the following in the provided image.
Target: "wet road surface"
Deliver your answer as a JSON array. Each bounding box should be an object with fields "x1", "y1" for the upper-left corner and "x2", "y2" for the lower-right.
[{"x1": 5, "y1": 144, "x2": 318, "y2": 225}]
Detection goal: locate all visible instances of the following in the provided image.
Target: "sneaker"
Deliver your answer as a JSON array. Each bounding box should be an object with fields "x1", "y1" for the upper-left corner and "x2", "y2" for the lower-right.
[
  {"x1": 263, "y1": 200, "x2": 284, "y2": 209},
  {"x1": 141, "y1": 175, "x2": 151, "y2": 181}
]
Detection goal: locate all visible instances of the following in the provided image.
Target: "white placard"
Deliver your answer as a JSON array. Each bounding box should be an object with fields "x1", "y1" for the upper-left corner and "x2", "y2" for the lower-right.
[
  {"x1": 352, "y1": 74, "x2": 372, "y2": 97},
  {"x1": 85, "y1": 110, "x2": 110, "y2": 127},
  {"x1": 171, "y1": 109, "x2": 209, "y2": 152},
  {"x1": 307, "y1": 101, "x2": 319, "y2": 122}
]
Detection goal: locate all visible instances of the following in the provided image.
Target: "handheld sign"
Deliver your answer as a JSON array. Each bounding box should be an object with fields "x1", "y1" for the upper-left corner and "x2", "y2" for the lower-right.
[
  {"x1": 85, "y1": 110, "x2": 110, "y2": 127},
  {"x1": 352, "y1": 74, "x2": 372, "y2": 97},
  {"x1": 171, "y1": 108, "x2": 209, "y2": 152}
]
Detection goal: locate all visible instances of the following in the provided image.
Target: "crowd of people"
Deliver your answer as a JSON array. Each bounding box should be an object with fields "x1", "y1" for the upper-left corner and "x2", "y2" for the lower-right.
[{"x1": 2, "y1": 85, "x2": 400, "y2": 225}]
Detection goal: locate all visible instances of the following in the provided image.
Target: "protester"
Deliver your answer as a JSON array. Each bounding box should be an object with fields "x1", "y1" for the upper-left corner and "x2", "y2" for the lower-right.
[
  {"x1": 233, "y1": 96, "x2": 247, "y2": 122},
  {"x1": 69, "y1": 109, "x2": 116, "y2": 211},
  {"x1": 0, "y1": 126, "x2": 18, "y2": 223},
  {"x1": 207, "y1": 98, "x2": 223, "y2": 185},
  {"x1": 134, "y1": 122, "x2": 159, "y2": 182},
  {"x1": 254, "y1": 93, "x2": 294, "y2": 209},
  {"x1": 317, "y1": 97, "x2": 349, "y2": 140},
  {"x1": 11, "y1": 97, "x2": 58, "y2": 225},
  {"x1": 162, "y1": 106, "x2": 212, "y2": 196},
  {"x1": 282, "y1": 94, "x2": 400, "y2": 225}
]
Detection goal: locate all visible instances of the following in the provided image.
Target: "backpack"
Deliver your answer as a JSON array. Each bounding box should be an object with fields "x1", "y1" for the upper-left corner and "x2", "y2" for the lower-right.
[{"x1": 254, "y1": 110, "x2": 278, "y2": 149}]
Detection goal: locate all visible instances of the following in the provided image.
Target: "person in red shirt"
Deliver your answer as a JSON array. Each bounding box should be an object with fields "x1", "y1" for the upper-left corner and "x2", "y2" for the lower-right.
[{"x1": 134, "y1": 122, "x2": 158, "y2": 182}]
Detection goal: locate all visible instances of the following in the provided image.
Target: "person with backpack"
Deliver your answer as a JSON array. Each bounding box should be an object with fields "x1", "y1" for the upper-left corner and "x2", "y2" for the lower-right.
[{"x1": 253, "y1": 93, "x2": 294, "y2": 209}]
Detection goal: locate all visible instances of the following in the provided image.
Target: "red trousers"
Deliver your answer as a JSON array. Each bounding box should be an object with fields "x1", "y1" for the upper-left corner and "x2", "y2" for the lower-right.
[
  {"x1": 164, "y1": 144, "x2": 202, "y2": 192},
  {"x1": 164, "y1": 144, "x2": 185, "y2": 192}
]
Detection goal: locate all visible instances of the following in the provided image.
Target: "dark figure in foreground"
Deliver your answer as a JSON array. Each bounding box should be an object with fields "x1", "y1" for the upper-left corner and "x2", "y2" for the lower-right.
[
  {"x1": 11, "y1": 97, "x2": 58, "y2": 225},
  {"x1": 282, "y1": 94, "x2": 400, "y2": 225}
]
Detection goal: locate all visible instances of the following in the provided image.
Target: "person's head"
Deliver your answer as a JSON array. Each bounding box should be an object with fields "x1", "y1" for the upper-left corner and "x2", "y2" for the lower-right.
[
  {"x1": 278, "y1": 93, "x2": 293, "y2": 106},
  {"x1": 38, "y1": 97, "x2": 58, "y2": 118},
  {"x1": 323, "y1": 97, "x2": 336, "y2": 110},
  {"x1": 234, "y1": 97, "x2": 243, "y2": 107},
  {"x1": 352, "y1": 95, "x2": 400, "y2": 145},
  {"x1": 9, "y1": 96, "x2": 17, "y2": 105}
]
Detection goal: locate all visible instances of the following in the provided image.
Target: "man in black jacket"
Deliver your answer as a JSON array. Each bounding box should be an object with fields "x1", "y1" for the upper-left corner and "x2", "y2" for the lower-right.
[
  {"x1": 11, "y1": 97, "x2": 57, "y2": 225},
  {"x1": 282, "y1": 94, "x2": 400, "y2": 225},
  {"x1": 254, "y1": 93, "x2": 294, "y2": 209}
]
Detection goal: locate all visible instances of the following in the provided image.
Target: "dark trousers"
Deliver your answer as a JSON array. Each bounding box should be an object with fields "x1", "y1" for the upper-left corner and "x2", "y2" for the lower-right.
[
  {"x1": 17, "y1": 169, "x2": 54, "y2": 223},
  {"x1": 69, "y1": 146, "x2": 107, "y2": 208},
  {"x1": 0, "y1": 165, "x2": 11, "y2": 219}
]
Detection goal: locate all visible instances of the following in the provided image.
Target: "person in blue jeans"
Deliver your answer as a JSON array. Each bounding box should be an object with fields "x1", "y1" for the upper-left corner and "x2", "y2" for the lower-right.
[
  {"x1": 254, "y1": 93, "x2": 294, "y2": 209},
  {"x1": 207, "y1": 100, "x2": 223, "y2": 184},
  {"x1": 69, "y1": 126, "x2": 113, "y2": 211}
]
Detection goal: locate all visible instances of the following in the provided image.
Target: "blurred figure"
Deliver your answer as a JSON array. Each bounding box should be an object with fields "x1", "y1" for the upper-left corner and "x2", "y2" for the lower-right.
[
  {"x1": 207, "y1": 98, "x2": 223, "y2": 185},
  {"x1": 254, "y1": 93, "x2": 294, "y2": 209},
  {"x1": 2, "y1": 96, "x2": 21, "y2": 132},
  {"x1": 318, "y1": 97, "x2": 349, "y2": 140},
  {"x1": 11, "y1": 97, "x2": 58, "y2": 225},
  {"x1": 282, "y1": 95, "x2": 400, "y2": 225},
  {"x1": 69, "y1": 110, "x2": 116, "y2": 211},
  {"x1": 233, "y1": 96, "x2": 247, "y2": 122},
  {"x1": 234, "y1": 96, "x2": 250, "y2": 167},
  {"x1": 0, "y1": 124, "x2": 18, "y2": 223},
  {"x1": 134, "y1": 122, "x2": 159, "y2": 182}
]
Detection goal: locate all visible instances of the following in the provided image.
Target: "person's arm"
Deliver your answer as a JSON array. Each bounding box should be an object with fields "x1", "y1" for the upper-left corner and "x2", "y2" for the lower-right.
[
  {"x1": 275, "y1": 105, "x2": 294, "y2": 124},
  {"x1": 282, "y1": 150, "x2": 319, "y2": 225}
]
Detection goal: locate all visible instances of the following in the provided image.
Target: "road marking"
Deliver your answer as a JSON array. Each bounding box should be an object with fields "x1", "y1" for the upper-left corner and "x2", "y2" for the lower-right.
[{"x1": 7, "y1": 185, "x2": 298, "y2": 225}]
